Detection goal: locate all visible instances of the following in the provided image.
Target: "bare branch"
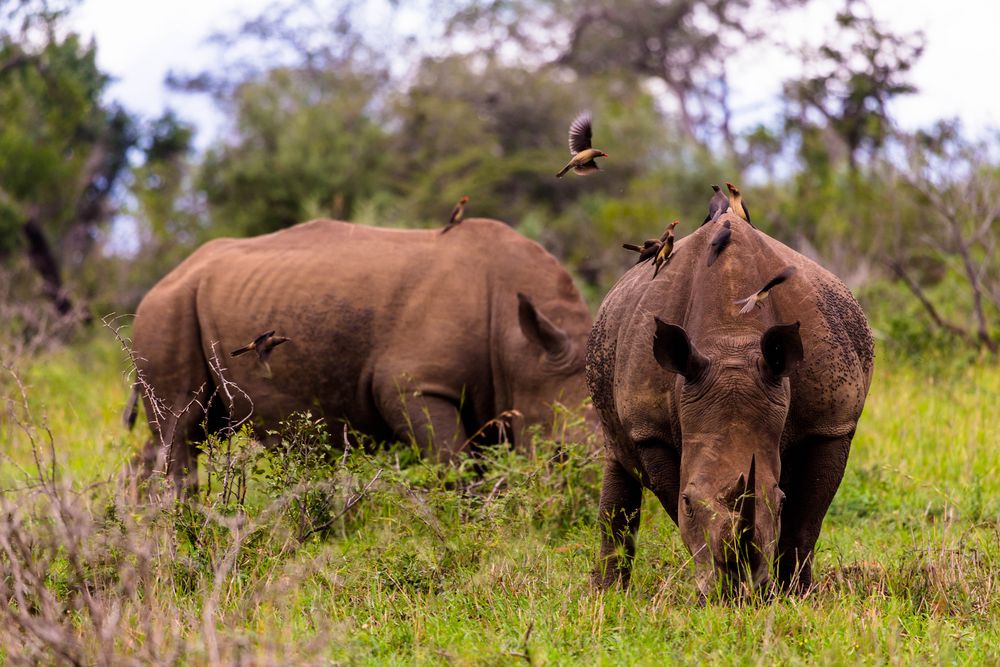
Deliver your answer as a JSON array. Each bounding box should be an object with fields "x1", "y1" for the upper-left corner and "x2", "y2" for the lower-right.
[{"x1": 887, "y1": 259, "x2": 974, "y2": 344}]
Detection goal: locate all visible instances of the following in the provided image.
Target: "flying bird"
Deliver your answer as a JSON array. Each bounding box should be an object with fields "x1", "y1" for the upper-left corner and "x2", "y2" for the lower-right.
[
  {"x1": 706, "y1": 219, "x2": 732, "y2": 267},
  {"x1": 441, "y1": 196, "x2": 469, "y2": 234},
  {"x1": 734, "y1": 266, "x2": 797, "y2": 315},
  {"x1": 555, "y1": 112, "x2": 608, "y2": 177},
  {"x1": 652, "y1": 220, "x2": 680, "y2": 277},
  {"x1": 703, "y1": 184, "x2": 729, "y2": 225},
  {"x1": 726, "y1": 182, "x2": 753, "y2": 226},
  {"x1": 230, "y1": 330, "x2": 291, "y2": 378}
]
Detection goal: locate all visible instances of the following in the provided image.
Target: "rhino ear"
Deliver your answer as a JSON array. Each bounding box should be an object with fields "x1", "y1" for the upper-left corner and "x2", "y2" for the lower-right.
[
  {"x1": 517, "y1": 293, "x2": 570, "y2": 357},
  {"x1": 761, "y1": 321, "x2": 804, "y2": 378},
  {"x1": 653, "y1": 318, "x2": 708, "y2": 380}
]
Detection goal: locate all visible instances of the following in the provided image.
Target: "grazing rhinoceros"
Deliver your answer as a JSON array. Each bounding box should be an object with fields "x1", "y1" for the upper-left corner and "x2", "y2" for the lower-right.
[
  {"x1": 128, "y1": 218, "x2": 595, "y2": 492},
  {"x1": 587, "y1": 213, "x2": 874, "y2": 598}
]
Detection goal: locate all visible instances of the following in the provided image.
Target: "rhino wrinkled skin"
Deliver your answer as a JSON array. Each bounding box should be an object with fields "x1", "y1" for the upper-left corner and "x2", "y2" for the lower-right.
[
  {"x1": 130, "y1": 218, "x2": 595, "y2": 492},
  {"x1": 587, "y1": 213, "x2": 874, "y2": 598}
]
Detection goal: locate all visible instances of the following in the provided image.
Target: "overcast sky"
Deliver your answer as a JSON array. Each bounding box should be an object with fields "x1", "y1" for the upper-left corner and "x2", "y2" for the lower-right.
[{"x1": 69, "y1": 0, "x2": 999, "y2": 150}]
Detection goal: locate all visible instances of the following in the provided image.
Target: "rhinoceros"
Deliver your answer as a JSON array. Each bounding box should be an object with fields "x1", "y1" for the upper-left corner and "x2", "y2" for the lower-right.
[
  {"x1": 128, "y1": 218, "x2": 595, "y2": 492},
  {"x1": 586, "y1": 213, "x2": 874, "y2": 598}
]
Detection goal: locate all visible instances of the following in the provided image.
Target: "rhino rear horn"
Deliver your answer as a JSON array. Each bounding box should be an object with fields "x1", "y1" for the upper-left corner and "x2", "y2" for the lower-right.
[
  {"x1": 517, "y1": 293, "x2": 570, "y2": 357},
  {"x1": 652, "y1": 318, "x2": 708, "y2": 381}
]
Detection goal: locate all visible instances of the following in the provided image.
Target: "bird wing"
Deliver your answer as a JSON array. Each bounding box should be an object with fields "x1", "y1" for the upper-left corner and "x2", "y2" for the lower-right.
[
  {"x1": 638, "y1": 244, "x2": 660, "y2": 262},
  {"x1": 253, "y1": 330, "x2": 276, "y2": 347},
  {"x1": 736, "y1": 296, "x2": 757, "y2": 315},
  {"x1": 742, "y1": 201, "x2": 751, "y2": 223},
  {"x1": 568, "y1": 112, "x2": 593, "y2": 155},
  {"x1": 448, "y1": 203, "x2": 463, "y2": 225},
  {"x1": 757, "y1": 266, "x2": 797, "y2": 295}
]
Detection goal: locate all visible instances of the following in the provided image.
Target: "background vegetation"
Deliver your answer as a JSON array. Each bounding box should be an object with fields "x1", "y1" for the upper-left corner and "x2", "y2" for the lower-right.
[
  {"x1": 1, "y1": 0, "x2": 998, "y2": 350},
  {"x1": 0, "y1": 0, "x2": 998, "y2": 663}
]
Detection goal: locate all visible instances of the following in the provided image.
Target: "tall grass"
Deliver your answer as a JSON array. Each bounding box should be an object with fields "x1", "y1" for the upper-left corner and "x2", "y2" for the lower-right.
[{"x1": 0, "y1": 334, "x2": 997, "y2": 665}]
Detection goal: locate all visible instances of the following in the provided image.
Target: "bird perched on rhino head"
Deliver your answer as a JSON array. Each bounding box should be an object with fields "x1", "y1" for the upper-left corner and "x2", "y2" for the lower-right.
[
  {"x1": 707, "y1": 219, "x2": 732, "y2": 267},
  {"x1": 726, "y1": 182, "x2": 754, "y2": 227},
  {"x1": 622, "y1": 238, "x2": 663, "y2": 264},
  {"x1": 556, "y1": 112, "x2": 608, "y2": 177},
  {"x1": 703, "y1": 184, "x2": 729, "y2": 225},
  {"x1": 441, "y1": 196, "x2": 469, "y2": 234},
  {"x1": 230, "y1": 330, "x2": 291, "y2": 378},
  {"x1": 652, "y1": 220, "x2": 680, "y2": 277}
]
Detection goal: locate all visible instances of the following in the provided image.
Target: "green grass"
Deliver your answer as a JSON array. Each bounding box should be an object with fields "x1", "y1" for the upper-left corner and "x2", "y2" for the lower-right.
[{"x1": 1, "y1": 333, "x2": 998, "y2": 665}]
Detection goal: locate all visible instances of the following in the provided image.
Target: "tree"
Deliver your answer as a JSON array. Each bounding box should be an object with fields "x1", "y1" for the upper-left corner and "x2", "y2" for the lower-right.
[
  {"x1": 888, "y1": 122, "x2": 1000, "y2": 353},
  {"x1": 446, "y1": 0, "x2": 807, "y2": 147},
  {"x1": 782, "y1": 0, "x2": 924, "y2": 172},
  {"x1": 0, "y1": 0, "x2": 137, "y2": 317}
]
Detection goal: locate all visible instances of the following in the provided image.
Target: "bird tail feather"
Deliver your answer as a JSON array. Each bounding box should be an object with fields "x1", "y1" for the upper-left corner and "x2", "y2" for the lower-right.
[
  {"x1": 735, "y1": 296, "x2": 756, "y2": 315},
  {"x1": 230, "y1": 346, "x2": 252, "y2": 357},
  {"x1": 555, "y1": 164, "x2": 572, "y2": 178}
]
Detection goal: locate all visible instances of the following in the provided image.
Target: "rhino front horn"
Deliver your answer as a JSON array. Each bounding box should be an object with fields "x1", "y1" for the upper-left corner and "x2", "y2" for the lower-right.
[{"x1": 737, "y1": 454, "x2": 756, "y2": 550}]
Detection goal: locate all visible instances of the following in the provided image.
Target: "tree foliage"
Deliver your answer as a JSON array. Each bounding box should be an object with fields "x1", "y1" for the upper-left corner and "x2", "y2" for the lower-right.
[{"x1": 0, "y1": 0, "x2": 137, "y2": 316}]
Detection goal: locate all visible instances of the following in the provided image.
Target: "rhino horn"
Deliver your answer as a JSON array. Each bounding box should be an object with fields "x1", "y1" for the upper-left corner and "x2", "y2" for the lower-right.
[{"x1": 737, "y1": 454, "x2": 756, "y2": 552}]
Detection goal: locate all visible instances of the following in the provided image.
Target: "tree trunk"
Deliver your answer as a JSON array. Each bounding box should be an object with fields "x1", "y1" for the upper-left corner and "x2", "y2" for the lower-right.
[{"x1": 22, "y1": 217, "x2": 73, "y2": 316}]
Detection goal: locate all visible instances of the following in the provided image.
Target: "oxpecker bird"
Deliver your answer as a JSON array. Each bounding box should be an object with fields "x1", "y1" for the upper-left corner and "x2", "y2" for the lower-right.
[
  {"x1": 706, "y1": 219, "x2": 732, "y2": 267},
  {"x1": 623, "y1": 238, "x2": 662, "y2": 263},
  {"x1": 734, "y1": 266, "x2": 797, "y2": 315},
  {"x1": 230, "y1": 330, "x2": 291, "y2": 378},
  {"x1": 652, "y1": 220, "x2": 680, "y2": 277},
  {"x1": 555, "y1": 112, "x2": 608, "y2": 177},
  {"x1": 441, "y1": 196, "x2": 469, "y2": 234},
  {"x1": 703, "y1": 184, "x2": 729, "y2": 225},
  {"x1": 726, "y1": 182, "x2": 752, "y2": 225}
]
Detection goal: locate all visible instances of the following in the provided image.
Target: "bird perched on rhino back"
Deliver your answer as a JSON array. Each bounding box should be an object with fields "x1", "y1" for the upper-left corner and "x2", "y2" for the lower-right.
[
  {"x1": 441, "y1": 196, "x2": 469, "y2": 234},
  {"x1": 556, "y1": 111, "x2": 608, "y2": 177},
  {"x1": 622, "y1": 238, "x2": 663, "y2": 264},
  {"x1": 652, "y1": 220, "x2": 680, "y2": 277},
  {"x1": 703, "y1": 184, "x2": 729, "y2": 225},
  {"x1": 706, "y1": 219, "x2": 732, "y2": 267},
  {"x1": 726, "y1": 182, "x2": 754, "y2": 227}
]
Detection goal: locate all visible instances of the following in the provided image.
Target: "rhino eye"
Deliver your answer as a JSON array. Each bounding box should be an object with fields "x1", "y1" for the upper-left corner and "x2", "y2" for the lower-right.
[{"x1": 682, "y1": 494, "x2": 694, "y2": 519}]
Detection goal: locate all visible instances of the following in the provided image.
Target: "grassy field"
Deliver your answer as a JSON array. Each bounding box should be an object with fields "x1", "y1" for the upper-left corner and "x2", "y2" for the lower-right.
[{"x1": 1, "y1": 332, "x2": 998, "y2": 665}]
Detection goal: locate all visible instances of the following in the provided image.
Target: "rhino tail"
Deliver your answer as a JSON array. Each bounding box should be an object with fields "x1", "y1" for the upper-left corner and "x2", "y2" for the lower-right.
[{"x1": 122, "y1": 384, "x2": 140, "y2": 430}]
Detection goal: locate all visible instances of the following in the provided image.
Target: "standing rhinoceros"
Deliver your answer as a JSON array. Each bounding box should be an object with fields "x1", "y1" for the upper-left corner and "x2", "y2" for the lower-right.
[
  {"x1": 587, "y1": 213, "x2": 874, "y2": 598},
  {"x1": 129, "y1": 218, "x2": 595, "y2": 492}
]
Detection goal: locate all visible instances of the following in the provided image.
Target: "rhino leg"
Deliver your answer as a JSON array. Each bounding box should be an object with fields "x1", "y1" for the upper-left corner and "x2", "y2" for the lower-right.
[
  {"x1": 377, "y1": 387, "x2": 467, "y2": 464},
  {"x1": 776, "y1": 432, "x2": 853, "y2": 592},
  {"x1": 134, "y1": 384, "x2": 215, "y2": 497},
  {"x1": 592, "y1": 457, "x2": 643, "y2": 589}
]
